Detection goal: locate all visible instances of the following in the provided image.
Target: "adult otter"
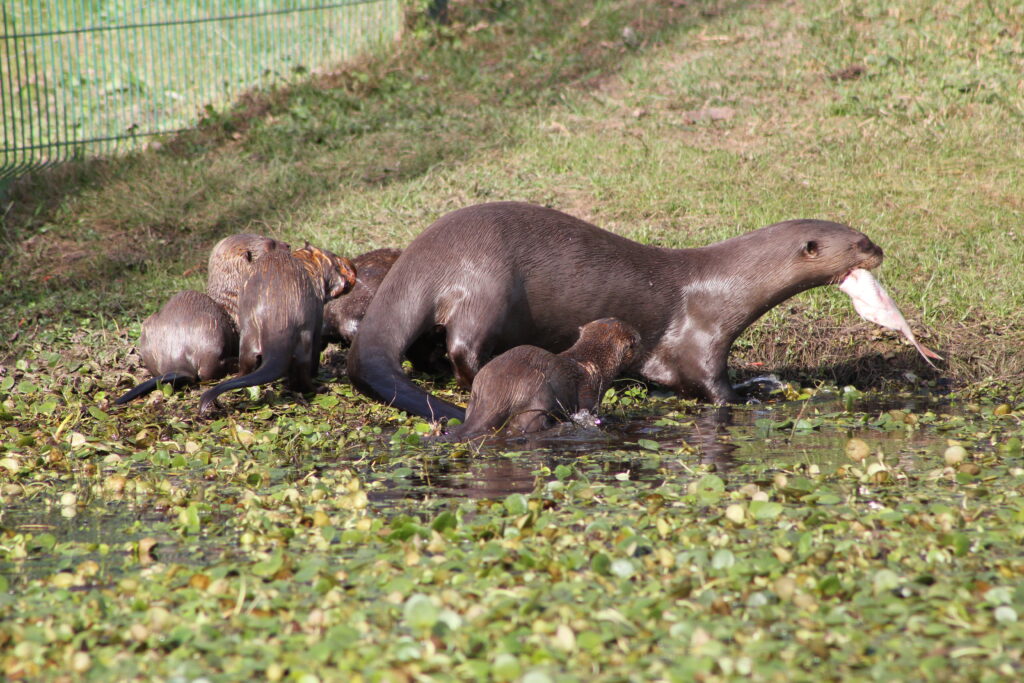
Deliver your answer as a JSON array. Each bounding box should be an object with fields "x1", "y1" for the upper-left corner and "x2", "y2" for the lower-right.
[
  {"x1": 347, "y1": 202, "x2": 884, "y2": 419},
  {"x1": 207, "y1": 233, "x2": 289, "y2": 327},
  {"x1": 448, "y1": 318, "x2": 641, "y2": 440},
  {"x1": 114, "y1": 291, "x2": 238, "y2": 404},
  {"x1": 199, "y1": 245, "x2": 356, "y2": 414}
]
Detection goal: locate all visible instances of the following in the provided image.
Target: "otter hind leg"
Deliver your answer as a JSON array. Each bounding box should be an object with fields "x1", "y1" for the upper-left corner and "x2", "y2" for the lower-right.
[
  {"x1": 444, "y1": 304, "x2": 509, "y2": 390},
  {"x1": 287, "y1": 343, "x2": 316, "y2": 393}
]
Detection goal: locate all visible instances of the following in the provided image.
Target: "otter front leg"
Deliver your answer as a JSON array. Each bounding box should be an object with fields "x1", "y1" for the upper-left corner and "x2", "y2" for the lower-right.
[{"x1": 641, "y1": 346, "x2": 740, "y2": 404}]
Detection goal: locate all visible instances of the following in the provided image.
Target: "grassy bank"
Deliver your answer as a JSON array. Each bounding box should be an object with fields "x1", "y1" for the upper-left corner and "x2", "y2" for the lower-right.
[
  {"x1": 2, "y1": 0, "x2": 1022, "y2": 391},
  {"x1": 1, "y1": 0, "x2": 1024, "y2": 680}
]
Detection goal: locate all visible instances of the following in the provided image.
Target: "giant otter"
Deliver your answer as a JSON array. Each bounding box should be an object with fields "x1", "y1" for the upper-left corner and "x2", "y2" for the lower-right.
[
  {"x1": 114, "y1": 290, "x2": 238, "y2": 404},
  {"x1": 347, "y1": 202, "x2": 884, "y2": 419},
  {"x1": 199, "y1": 245, "x2": 356, "y2": 414},
  {"x1": 447, "y1": 318, "x2": 641, "y2": 440},
  {"x1": 207, "y1": 233, "x2": 289, "y2": 327}
]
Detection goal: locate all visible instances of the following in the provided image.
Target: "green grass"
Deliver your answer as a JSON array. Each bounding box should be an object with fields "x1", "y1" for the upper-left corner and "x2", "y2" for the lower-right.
[
  {"x1": 1, "y1": 0, "x2": 402, "y2": 167},
  {"x1": 1, "y1": 0, "x2": 1024, "y2": 679},
  {"x1": 3, "y1": 0, "x2": 1022, "y2": 387}
]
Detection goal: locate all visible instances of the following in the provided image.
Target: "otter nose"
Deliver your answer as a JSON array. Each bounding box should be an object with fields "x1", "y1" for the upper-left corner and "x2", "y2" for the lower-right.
[{"x1": 858, "y1": 235, "x2": 883, "y2": 258}]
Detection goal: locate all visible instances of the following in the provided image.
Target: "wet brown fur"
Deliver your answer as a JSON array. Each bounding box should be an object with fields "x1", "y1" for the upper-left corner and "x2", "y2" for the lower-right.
[
  {"x1": 199, "y1": 244, "x2": 356, "y2": 414},
  {"x1": 347, "y1": 202, "x2": 884, "y2": 420},
  {"x1": 206, "y1": 233, "x2": 289, "y2": 327},
  {"x1": 114, "y1": 290, "x2": 238, "y2": 404},
  {"x1": 321, "y1": 247, "x2": 449, "y2": 374},
  {"x1": 448, "y1": 318, "x2": 641, "y2": 440},
  {"x1": 322, "y1": 248, "x2": 402, "y2": 344}
]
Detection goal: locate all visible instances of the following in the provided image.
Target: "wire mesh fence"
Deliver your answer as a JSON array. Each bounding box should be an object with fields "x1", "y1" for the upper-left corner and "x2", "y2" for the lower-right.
[{"x1": 0, "y1": 0, "x2": 403, "y2": 183}]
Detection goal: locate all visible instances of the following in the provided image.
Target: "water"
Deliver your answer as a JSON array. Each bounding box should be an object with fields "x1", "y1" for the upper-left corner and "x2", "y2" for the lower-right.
[
  {"x1": 0, "y1": 390, "x2": 966, "y2": 584},
  {"x1": 371, "y1": 390, "x2": 957, "y2": 500}
]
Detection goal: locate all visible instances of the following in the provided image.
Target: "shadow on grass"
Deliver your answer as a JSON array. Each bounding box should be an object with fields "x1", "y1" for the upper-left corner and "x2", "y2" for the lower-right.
[
  {"x1": 734, "y1": 351, "x2": 951, "y2": 397},
  {"x1": 1, "y1": 1, "x2": 759, "y2": 330}
]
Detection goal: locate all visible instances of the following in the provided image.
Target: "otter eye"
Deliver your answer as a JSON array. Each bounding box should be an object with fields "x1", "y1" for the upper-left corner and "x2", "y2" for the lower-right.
[
  {"x1": 802, "y1": 240, "x2": 819, "y2": 257},
  {"x1": 244, "y1": 249, "x2": 254, "y2": 262}
]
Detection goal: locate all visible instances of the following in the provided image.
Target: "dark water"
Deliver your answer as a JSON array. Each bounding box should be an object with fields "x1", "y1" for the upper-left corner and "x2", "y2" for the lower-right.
[
  {"x1": 370, "y1": 390, "x2": 954, "y2": 500},
  {"x1": 0, "y1": 390, "x2": 962, "y2": 583}
]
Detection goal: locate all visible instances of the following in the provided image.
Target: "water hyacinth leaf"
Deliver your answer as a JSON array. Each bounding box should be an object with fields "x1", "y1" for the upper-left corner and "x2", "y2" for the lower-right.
[
  {"x1": 994, "y1": 606, "x2": 1018, "y2": 623},
  {"x1": 252, "y1": 550, "x2": 284, "y2": 578},
  {"x1": 504, "y1": 493, "x2": 529, "y2": 516},
  {"x1": 694, "y1": 475, "x2": 725, "y2": 504},
  {"x1": 432, "y1": 511, "x2": 458, "y2": 533},
  {"x1": 637, "y1": 439, "x2": 660, "y2": 451},
  {"x1": 873, "y1": 569, "x2": 901, "y2": 595},
  {"x1": 180, "y1": 504, "x2": 202, "y2": 535},
  {"x1": 393, "y1": 637, "x2": 422, "y2": 662},
  {"x1": 940, "y1": 532, "x2": 970, "y2": 557},
  {"x1": 403, "y1": 593, "x2": 440, "y2": 631},
  {"x1": 312, "y1": 394, "x2": 339, "y2": 409},
  {"x1": 30, "y1": 533, "x2": 57, "y2": 551},
  {"x1": 818, "y1": 575, "x2": 842, "y2": 596},
  {"x1": 711, "y1": 549, "x2": 735, "y2": 570},
  {"x1": 492, "y1": 653, "x2": 522, "y2": 681},
  {"x1": 749, "y1": 500, "x2": 783, "y2": 520},
  {"x1": 610, "y1": 558, "x2": 635, "y2": 579},
  {"x1": 88, "y1": 406, "x2": 110, "y2": 421}
]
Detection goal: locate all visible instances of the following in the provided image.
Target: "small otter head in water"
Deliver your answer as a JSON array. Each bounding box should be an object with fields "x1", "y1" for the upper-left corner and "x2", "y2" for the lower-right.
[{"x1": 571, "y1": 317, "x2": 643, "y2": 374}]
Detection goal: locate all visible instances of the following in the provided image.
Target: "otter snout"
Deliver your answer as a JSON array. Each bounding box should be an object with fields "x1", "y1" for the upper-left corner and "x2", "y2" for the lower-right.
[{"x1": 856, "y1": 235, "x2": 884, "y2": 269}]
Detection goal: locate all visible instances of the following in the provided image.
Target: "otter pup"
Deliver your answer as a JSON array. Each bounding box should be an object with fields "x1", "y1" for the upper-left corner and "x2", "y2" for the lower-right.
[
  {"x1": 322, "y1": 247, "x2": 402, "y2": 344},
  {"x1": 198, "y1": 245, "x2": 356, "y2": 414},
  {"x1": 347, "y1": 202, "x2": 885, "y2": 420},
  {"x1": 114, "y1": 290, "x2": 238, "y2": 404},
  {"x1": 447, "y1": 318, "x2": 641, "y2": 440},
  {"x1": 207, "y1": 233, "x2": 289, "y2": 327}
]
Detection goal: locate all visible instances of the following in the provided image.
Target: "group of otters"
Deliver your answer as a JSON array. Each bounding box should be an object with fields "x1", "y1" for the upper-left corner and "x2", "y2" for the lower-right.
[{"x1": 114, "y1": 201, "x2": 941, "y2": 441}]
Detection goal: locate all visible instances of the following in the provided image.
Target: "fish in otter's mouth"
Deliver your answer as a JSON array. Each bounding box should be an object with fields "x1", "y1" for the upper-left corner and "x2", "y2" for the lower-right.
[{"x1": 838, "y1": 268, "x2": 942, "y2": 367}]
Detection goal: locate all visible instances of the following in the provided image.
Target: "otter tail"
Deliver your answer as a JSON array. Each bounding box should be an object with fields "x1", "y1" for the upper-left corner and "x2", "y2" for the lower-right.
[
  {"x1": 347, "y1": 339, "x2": 465, "y2": 422},
  {"x1": 114, "y1": 372, "x2": 197, "y2": 405},
  {"x1": 350, "y1": 288, "x2": 466, "y2": 421},
  {"x1": 198, "y1": 352, "x2": 290, "y2": 415}
]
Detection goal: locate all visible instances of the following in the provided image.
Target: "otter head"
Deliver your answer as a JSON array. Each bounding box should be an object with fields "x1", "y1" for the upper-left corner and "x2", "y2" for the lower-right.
[
  {"x1": 243, "y1": 236, "x2": 289, "y2": 263},
  {"x1": 326, "y1": 254, "x2": 358, "y2": 299},
  {"x1": 294, "y1": 243, "x2": 358, "y2": 300},
  {"x1": 208, "y1": 233, "x2": 291, "y2": 318},
  {"x1": 576, "y1": 317, "x2": 643, "y2": 373},
  {"x1": 761, "y1": 219, "x2": 884, "y2": 289}
]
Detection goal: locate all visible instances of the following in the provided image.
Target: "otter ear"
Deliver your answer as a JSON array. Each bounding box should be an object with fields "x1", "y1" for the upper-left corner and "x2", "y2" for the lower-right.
[{"x1": 802, "y1": 240, "x2": 819, "y2": 258}]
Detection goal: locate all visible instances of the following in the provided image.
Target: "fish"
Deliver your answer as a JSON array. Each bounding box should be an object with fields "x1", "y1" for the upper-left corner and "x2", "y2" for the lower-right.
[{"x1": 838, "y1": 268, "x2": 942, "y2": 368}]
